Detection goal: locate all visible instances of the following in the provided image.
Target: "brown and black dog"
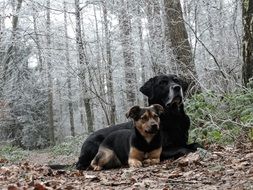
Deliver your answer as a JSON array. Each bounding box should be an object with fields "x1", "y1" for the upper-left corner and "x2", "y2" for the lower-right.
[
  {"x1": 76, "y1": 74, "x2": 202, "y2": 170},
  {"x1": 90, "y1": 104, "x2": 164, "y2": 170}
]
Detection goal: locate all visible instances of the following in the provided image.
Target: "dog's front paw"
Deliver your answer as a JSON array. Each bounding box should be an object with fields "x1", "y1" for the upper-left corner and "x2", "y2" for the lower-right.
[
  {"x1": 93, "y1": 165, "x2": 102, "y2": 171},
  {"x1": 150, "y1": 158, "x2": 160, "y2": 165},
  {"x1": 143, "y1": 159, "x2": 151, "y2": 165},
  {"x1": 90, "y1": 162, "x2": 102, "y2": 171},
  {"x1": 128, "y1": 158, "x2": 142, "y2": 168},
  {"x1": 143, "y1": 158, "x2": 160, "y2": 165}
]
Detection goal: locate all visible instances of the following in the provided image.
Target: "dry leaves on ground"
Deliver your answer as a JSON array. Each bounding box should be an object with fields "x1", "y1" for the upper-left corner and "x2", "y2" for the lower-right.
[{"x1": 1, "y1": 143, "x2": 253, "y2": 190}]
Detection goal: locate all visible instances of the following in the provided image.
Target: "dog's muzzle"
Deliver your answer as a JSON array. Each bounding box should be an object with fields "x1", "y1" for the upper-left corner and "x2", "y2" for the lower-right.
[
  {"x1": 145, "y1": 124, "x2": 159, "y2": 134},
  {"x1": 164, "y1": 85, "x2": 183, "y2": 107}
]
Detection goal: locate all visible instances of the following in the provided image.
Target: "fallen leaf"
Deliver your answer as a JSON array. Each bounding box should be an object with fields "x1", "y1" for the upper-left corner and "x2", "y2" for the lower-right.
[
  {"x1": 177, "y1": 152, "x2": 200, "y2": 166},
  {"x1": 0, "y1": 157, "x2": 8, "y2": 163},
  {"x1": 85, "y1": 174, "x2": 99, "y2": 181},
  {"x1": 167, "y1": 168, "x2": 182, "y2": 178},
  {"x1": 245, "y1": 152, "x2": 253, "y2": 159},
  {"x1": 34, "y1": 183, "x2": 47, "y2": 190},
  {"x1": 7, "y1": 185, "x2": 18, "y2": 190},
  {"x1": 232, "y1": 161, "x2": 250, "y2": 170}
]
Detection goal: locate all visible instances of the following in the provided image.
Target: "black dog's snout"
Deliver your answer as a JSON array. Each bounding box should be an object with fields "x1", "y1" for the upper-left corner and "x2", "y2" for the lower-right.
[{"x1": 173, "y1": 85, "x2": 181, "y2": 92}]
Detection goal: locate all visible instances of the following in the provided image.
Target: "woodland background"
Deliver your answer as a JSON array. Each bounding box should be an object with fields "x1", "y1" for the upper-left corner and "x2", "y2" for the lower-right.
[{"x1": 0, "y1": 0, "x2": 252, "y2": 150}]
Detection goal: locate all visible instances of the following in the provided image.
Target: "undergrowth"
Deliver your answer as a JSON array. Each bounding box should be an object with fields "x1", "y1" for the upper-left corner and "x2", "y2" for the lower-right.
[
  {"x1": 186, "y1": 88, "x2": 253, "y2": 145},
  {"x1": 0, "y1": 145, "x2": 28, "y2": 163},
  {"x1": 49, "y1": 134, "x2": 87, "y2": 157},
  {"x1": 1, "y1": 89, "x2": 252, "y2": 162}
]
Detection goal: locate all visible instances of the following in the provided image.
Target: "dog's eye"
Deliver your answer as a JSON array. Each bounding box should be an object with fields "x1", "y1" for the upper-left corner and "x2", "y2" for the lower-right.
[
  {"x1": 141, "y1": 115, "x2": 148, "y2": 121},
  {"x1": 159, "y1": 80, "x2": 168, "y2": 86},
  {"x1": 153, "y1": 114, "x2": 159, "y2": 119},
  {"x1": 172, "y1": 77, "x2": 179, "y2": 83}
]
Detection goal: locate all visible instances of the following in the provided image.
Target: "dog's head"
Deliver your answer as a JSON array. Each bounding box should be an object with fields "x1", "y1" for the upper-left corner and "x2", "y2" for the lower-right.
[
  {"x1": 126, "y1": 104, "x2": 164, "y2": 141},
  {"x1": 140, "y1": 74, "x2": 188, "y2": 108}
]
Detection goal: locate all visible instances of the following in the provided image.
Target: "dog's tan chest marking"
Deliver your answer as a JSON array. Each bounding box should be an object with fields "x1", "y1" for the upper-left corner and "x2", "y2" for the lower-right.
[{"x1": 128, "y1": 146, "x2": 162, "y2": 167}]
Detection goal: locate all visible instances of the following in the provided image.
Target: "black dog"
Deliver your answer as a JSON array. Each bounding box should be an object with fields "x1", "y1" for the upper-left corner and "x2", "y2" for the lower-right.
[
  {"x1": 76, "y1": 74, "x2": 201, "y2": 170},
  {"x1": 139, "y1": 74, "x2": 201, "y2": 160},
  {"x1": 90, "y1": 104, "x2": 163, "y2": 170}
]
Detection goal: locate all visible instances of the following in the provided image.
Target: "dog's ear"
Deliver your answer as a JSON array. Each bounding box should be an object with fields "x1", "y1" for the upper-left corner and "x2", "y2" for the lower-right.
[
  {"x1": 139, "y1": 77, "x2": 156, "y2": 98},
  {"x1": 182, "y1": 80, "x2": 189, "y2": 93},
  {"x1": 179, "y1": 76, "x2": 189, "y2": 93},
  {"x1": 126, "y1": 106, "x2": 141, "y2": 120},
  {"x1": 152, "y1": 104, "x2": 164, "y2": 116}
]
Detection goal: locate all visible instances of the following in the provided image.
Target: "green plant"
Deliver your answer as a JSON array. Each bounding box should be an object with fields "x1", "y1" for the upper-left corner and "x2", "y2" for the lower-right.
[
  {"x1": 49, "y1": 134, "x2": 87, "y2": 157},
  {"x1": 0, "y1": 145, "x2": 28, "y2": 163},
  {"x1": 186, "y1": 89, "x2": 253, "y2": 145}
]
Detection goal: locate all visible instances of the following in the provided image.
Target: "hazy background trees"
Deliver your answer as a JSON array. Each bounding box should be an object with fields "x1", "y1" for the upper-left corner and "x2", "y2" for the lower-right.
[{"x1": 0, "y1": 0, "x2": 249, "y2": 149}]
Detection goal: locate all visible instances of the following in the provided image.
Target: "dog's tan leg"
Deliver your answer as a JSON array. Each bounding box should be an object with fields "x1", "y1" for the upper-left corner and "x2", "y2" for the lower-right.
[
  {"x1": 128, "y1": 158, "x2": 142, "y2": 167},
  {"x1": 90, "y1": 146, "x2": 115, "y2": 171},
  {"x1": 146, "y1": 147, "x2": 162, "y2": 165},
  {"x1": 128, "y1": 147, "x2": 144, "y2": 168},
  {"x1": 92, "y1": 165, "x2": 102, "y2": 171}
]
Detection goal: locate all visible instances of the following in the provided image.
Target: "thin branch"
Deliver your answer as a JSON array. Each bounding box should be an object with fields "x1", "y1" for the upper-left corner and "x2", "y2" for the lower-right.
[{"x1": 184, "y1": 21, "x2": 227, "y2": 79}]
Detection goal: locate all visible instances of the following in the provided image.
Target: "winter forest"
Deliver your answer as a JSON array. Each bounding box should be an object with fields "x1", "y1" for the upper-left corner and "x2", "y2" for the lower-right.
[{"x1": 0, "y1": 0, "x2": 252, "y2": 150}]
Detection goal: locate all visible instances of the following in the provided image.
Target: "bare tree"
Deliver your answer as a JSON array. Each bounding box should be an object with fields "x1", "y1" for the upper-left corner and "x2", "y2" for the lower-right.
[
  {"x1": 164, "y1": 0, "x2": 197, "y2": 88},
  {"x1": 0, "y1": 0, "x2": 246, "y2": 147},
  {"x1": 119, "y1": 0, "x2": 137, "y2": 107},
  {"x1": 102, "y1": 0, "x2": 116, "y2": 124},
  {"x1": 242, "y1": 0, "x2": 253, "y2": 85},
  {"x1": 137, "y1": 4, "x2": 147, "y2": 104},
  {"x1": 64, "y1": 1, "x2": 75, "y2": 136},
  {"x1": 146, "y1": 0, "x2": 166, "y2": 74},
  {"x1": 46, "y1": 0, "x2": 55, "y2": 145},
  {"x1": 74, "y1": 0, "x2": 94, "y2": 132},
  {"x1": 32, "y1": 5, "x2": 43, "y2": 72},
  {"x1": 2, "y1": 0, "x2": 23, "y2": 86}
]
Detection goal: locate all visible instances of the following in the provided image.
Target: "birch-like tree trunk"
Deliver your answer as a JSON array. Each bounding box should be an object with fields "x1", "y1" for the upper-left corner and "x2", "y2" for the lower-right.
[
  {"x1": 74, "y1": 0, "x2": 94, "y2": 132},
  {"x1": 63, "y1": 1, "x2": 75, "y2": 136},
  {"x1": 2, "y1": 0, "x2": 22, "y2": 86},
  {"x1": 102, "y1": 0, "x2": 116, "y2": 124},
  {"x1": 242, "y1": 0, "x2": 253, "y2": 85},
  {"x1": 46, "y1": 0, "x2": 55, "y2": 145},
  {"x1": 92, "y1": 5, "x2": 111, "y2": 126},
  {"x1": 146, "y1": 0, "x2": 166, "y2": 74},
  {"x1": 32, "y1": 8, "x2": 43, "y2": 72},
  {"x1": 137, "y1": 4, "x2": 147, "y2": 105},
  {"x1": 119, "y1": 0, "x2": 137, "y2": 107},
  {"x1": 0, "y1": 1, "x2": 5, "y2": 46},
  {"x1": 164, "y1": 0, "x2": 197, "y2": 88}
]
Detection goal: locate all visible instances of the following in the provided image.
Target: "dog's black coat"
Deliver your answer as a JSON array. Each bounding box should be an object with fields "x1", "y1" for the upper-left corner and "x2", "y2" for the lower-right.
[
  {"x1": 76, "y1": 121, "x2": 132, "y2": 170},
  {"x1": 93, "y1": 127, "x2": 161, "y2": 169},
  {"x1": 76, "y1": 74, "x2": 201, "y2": 170}
]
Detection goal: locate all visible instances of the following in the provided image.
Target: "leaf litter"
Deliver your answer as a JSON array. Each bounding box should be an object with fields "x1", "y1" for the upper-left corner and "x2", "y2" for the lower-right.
[{"x1": 0, "y1": 142, "x2": 253, "y2": 189}]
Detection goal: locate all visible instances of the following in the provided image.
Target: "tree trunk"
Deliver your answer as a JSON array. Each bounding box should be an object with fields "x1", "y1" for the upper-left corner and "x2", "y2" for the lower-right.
[
  {"x1": 32, "y1": 8, "x2": 43, "y2": 72},
  {"x1": 92, "y1": 5, "x2": 111, "y2": 126},
  {"x1": 74, "y1": 0, "x2": 94, "y2": 133},
  {"x1": 2, "y1": 0, "x2": 22, "y2": 86},
  {"x1": 146, "y1": 0, "x2": 166, "y2": 74},
  {"x1": 242, "y1": 0, "x2": 253, "y2": 85},
  {"x1": 119, "y1": 0, "x2": 137, "y2": 107},
  {"x1": 102, "y1": 0, "x2": 116, "y2": 124},
  {"x1": 164, "y1": 0, "x2": 197, "y2": 89},
  {"x1": 137, "y1": 4, "x2": 148, "y2": 105},
  {"x1": 64, "y1": 1, "x2": 75, "y2": 137},
  {"x1": 0, "y1": 1, "x2": 6, "y2": 44},
  {"x1": 46, "y1": 0, "x2": 55, "y2": 145}
]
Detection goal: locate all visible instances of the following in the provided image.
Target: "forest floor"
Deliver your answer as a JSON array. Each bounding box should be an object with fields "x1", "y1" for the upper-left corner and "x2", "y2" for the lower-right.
[{"x1": 1, "y1": 141, "x2": 253, "y2": 190}]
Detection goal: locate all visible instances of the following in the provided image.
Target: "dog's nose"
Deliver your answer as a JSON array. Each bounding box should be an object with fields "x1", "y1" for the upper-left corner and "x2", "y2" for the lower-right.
[
  {"x1": 173, "y1": 85, "x2": 181, "y2": 92},
  {"x1": 151, "y1": 124, "x2": 158, "y2": 131}
]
